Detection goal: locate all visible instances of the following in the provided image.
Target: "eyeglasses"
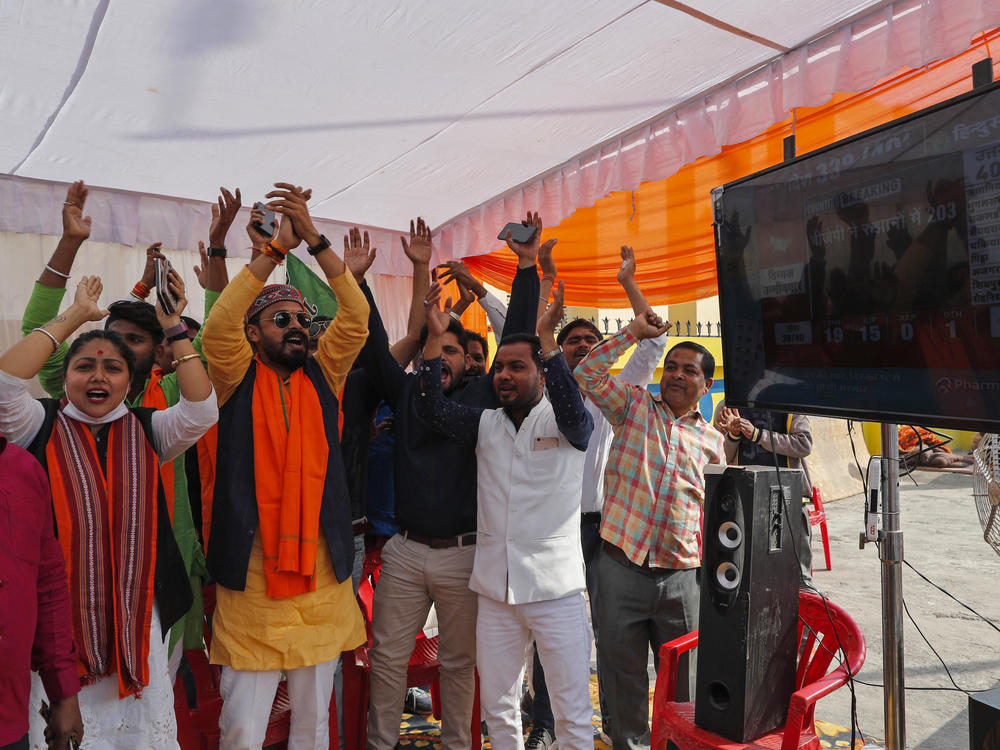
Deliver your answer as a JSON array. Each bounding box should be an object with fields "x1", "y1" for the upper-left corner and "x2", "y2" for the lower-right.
[
  {"x1": 262, "y1": 311, "x2": 313, "y2": 330},
  {"x1": 309, "y1": 319, "x2": 332, "y2": 338}
]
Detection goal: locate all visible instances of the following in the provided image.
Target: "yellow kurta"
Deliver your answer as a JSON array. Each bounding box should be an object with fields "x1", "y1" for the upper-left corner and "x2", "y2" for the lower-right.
[
  {"x1": 212, "y1": 535, "x2": 364, "y2": 670},
  {"x1": 202, "y1": 264, "x2": 369, "y2": 670}
]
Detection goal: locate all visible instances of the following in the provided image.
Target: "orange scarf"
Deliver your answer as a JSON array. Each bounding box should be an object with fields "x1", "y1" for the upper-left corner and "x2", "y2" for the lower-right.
[
  {"x1": 197, "y1": 425, "x2": 218, "y2": 546},
  {"x1": 251, "y1": 356, "x2": 329, "y2": 598},
  {"x1": 141, "y1": 367, "x2": 175, "y2": 521},
  {"x1": 46, "y1": 408, "x2": 158, "y2": 698}
]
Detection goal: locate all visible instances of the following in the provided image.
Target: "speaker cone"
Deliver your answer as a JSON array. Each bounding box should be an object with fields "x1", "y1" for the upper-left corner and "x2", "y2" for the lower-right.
[
  {"x1": 717, "y1": 521, "x2": 742, "y2": 549},
  {"x1": 715, "y1": 561, "x2": 741, "y2": 590}
]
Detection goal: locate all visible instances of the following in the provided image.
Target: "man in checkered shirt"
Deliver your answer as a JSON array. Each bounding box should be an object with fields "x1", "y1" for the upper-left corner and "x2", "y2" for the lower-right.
[{"x1": 575, "y1": 310, "x2": 726, "y2": 750}]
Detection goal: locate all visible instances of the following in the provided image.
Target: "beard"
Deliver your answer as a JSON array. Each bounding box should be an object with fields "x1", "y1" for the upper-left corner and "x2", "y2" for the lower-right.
[{"x1": 262, "y1": 331, "x2": 308, "y2": 371}]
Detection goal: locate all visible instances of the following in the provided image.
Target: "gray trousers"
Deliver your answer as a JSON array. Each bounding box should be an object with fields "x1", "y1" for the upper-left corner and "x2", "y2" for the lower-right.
[{"x1": 595, "y1": 545, "x2": 699, "y2": 750}]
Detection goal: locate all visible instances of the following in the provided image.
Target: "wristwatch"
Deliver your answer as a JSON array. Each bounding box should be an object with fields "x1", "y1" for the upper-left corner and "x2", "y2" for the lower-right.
[
  {"x1": 207, "y1": 246, "x2": 227, "y2": 258},
  {"x1": 307, "y1": 234, "x2": 331, "y2": 256},
  {"x1": 165, "y1": 321, "x2": 189, "y2": 343}
]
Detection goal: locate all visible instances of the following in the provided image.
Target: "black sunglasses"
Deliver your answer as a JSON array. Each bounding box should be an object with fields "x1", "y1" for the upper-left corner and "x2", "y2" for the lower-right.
[
  {"x1": 262, "y1": 311, "x2": 313, "y2": 329},
  {"x1": 309, "y1": 318, "x2": 332, "y2": 338}
]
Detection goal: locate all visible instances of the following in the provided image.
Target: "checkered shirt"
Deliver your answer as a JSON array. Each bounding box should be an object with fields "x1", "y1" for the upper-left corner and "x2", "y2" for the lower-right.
[{"x1": 575, "y1": 329, "x2": 726, "y2": 569}]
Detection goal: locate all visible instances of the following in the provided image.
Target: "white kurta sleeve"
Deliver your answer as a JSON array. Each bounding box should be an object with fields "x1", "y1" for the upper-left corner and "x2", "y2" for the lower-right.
[
  {"x1": 0, "y1": 369, "x2": 46, "y2": 448},
  {"x1": 149, "y1": 388, "x2": 219, "y2": 464}
]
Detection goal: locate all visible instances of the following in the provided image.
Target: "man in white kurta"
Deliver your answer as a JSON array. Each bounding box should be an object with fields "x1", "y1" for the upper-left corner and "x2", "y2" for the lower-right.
[{"x1": 415, "y1": 289, "x2": 595, "y2": 750}]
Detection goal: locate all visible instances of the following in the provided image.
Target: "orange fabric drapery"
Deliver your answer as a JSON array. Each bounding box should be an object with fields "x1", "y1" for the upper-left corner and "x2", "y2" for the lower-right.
[{"x1": 465, "y1": 30, "x2": 1000, "y2": 309}]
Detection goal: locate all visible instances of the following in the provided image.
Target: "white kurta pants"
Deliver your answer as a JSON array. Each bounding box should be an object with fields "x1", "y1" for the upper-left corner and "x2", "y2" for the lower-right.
[
  {"x1": 28, "y1": 605, "x2": 179, "y2": 750},
  {"x1": 476, "y1": 592, "x2": 594, "y2": 750}
]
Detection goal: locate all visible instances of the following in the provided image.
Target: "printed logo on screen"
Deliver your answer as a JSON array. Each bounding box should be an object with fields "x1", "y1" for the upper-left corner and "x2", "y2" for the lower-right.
[{"x1": 935, "y1": 376, "x2": 1000, "y2": 394}]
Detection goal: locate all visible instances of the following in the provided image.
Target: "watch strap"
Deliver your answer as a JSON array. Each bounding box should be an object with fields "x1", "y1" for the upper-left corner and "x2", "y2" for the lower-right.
[
  {"x1": 307, "y1": 234, "x2": 331, "y2": 256},
  {"x1": 207, "y1": 246, "x2": 227, "y2": 258}
]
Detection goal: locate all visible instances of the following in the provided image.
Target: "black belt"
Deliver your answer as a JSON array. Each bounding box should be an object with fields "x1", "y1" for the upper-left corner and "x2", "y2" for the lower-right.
[
  {"x1": 602, "y1": 539, "x2": 669, "y2": 572},
  {"x1": 581, "y1": 512, "x2": 601, "y2": 524},
  {"x1": 402, "y1": 530, "x2": 477, "y2": 549}
]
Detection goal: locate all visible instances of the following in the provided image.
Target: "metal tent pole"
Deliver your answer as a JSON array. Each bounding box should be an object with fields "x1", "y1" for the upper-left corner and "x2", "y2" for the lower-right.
[{"x1": 880, "y1": 423, "x2": 906, "y2": 750}]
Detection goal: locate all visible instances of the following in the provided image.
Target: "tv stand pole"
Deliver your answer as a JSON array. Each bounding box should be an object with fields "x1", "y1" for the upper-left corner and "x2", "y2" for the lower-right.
[{"x1": 880, "y1": 422, "x2": 906, "y2": 750}]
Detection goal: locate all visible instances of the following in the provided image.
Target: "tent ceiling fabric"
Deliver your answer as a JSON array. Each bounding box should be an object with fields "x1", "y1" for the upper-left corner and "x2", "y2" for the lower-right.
[{"x1": 5, "y1": 0, "x2": 1000, "y2": 267}]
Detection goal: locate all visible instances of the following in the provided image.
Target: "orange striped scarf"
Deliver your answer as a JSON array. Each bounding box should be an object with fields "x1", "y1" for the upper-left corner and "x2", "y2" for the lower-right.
[
  {"x1": 251, "y1": 357, "x2": 329, "y2": 598},
  {"x1": 45, "y1": 408, "x2": 158, "y2": 698}
]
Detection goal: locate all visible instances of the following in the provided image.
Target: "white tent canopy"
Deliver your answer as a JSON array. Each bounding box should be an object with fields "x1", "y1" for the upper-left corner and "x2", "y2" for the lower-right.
[{"x1": 4, "y1": 0, "x2": 1000, "y2": 270}]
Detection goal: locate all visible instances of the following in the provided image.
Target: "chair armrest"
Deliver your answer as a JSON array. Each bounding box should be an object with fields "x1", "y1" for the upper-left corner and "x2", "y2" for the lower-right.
[
  {"x1": 779, "y1": 669, "x2": 849, "y2": 750},
  {"x1": 653, "y1": 631, "x2": 699, "y2": 704}
]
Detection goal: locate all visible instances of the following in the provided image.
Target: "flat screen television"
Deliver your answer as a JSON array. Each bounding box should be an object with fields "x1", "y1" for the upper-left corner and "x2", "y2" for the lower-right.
[{"x1": 714, "y1": 80, "x2": 1000, "y2": 432}]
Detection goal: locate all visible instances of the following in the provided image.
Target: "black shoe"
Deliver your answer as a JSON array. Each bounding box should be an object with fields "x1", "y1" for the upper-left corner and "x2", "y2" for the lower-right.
[
  {"x1": 403, "y1": 686, "x2": 433, "y2": 716},
  {"x1": 525, "y1": 726, "x2": 558, "y2": 750}
]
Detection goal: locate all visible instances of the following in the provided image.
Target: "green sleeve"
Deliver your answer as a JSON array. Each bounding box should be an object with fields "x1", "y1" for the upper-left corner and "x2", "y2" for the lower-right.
[{"x1": 22, "y1": 283, "x2": 69, "y2": 398}]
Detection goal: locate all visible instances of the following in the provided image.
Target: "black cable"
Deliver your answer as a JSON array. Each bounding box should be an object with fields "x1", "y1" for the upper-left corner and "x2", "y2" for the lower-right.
[
  {"x1": 766, "y1": 416, "x2": 865, "y2": 746},
  {"x1": 900, "y1": 594, "x2": 974, "y2": 696},
  {"x1": 847, "y1": 420, "x2": 868, "y2": 496},
  {"x1": 854, "y1": 677, "x2": 992, "y2": 693},
  {"x1": 903, "y1": 559, "x2": 1000, "y2": 636}
]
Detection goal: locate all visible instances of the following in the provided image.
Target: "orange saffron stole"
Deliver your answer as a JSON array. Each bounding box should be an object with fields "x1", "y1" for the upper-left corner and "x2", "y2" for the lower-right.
[
  {"x1": 251, "y1": 356, "x2": 329, "y2": 599},
  {"x1": 142, "y1": 367, "x2": 175, "y2": 521}
]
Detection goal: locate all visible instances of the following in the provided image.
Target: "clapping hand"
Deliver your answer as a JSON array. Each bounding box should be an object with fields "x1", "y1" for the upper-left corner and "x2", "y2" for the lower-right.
[
  {"x1": 344, "y1": 227, "x2": 377, "y2": 283},
  {"x1": 436, "y1": 260, "x2": 487, "y2": 298},
  {"x1": 538, "y1": 238, "x2": 558, "y2": 278},
  {"x1": 72, "y1": 276, "x2": 109, "y2": 322},
  {"x1": 266, "y1": 183, "x2": 317, "y2": 250},
  {"x1": 714, "y1": 404, "x2": 739, "y2": 433},
  {"x1": 617, "y1": 245, "x2": 637, "y2": 284},
  {"x1": 193, "y1": 242, "x2": 210, "y2": 289},
  {"x1": 209, "y1": 187, "x2": 242, "y2": 248},
  {"x1": 537, "y1": 280, "x2": 565, "y2": 339},
  {"x1": 61, "y1": 180, "x2": 92, "y2": 243},
  {"x1": 401, "y1": 217, "x2": 433, "y2": 266},
  {"x1": 425, "y1": 294, "x2": 453, "y2": 339}
]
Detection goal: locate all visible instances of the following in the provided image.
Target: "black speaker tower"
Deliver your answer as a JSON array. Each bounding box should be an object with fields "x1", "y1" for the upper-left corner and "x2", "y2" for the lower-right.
[{"x1": 695, "y1": 465, "x2": 800, "y2": 742}]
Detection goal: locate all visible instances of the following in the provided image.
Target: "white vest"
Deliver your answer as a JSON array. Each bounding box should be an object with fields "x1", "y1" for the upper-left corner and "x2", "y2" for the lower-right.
[{"x1": 470, "y1": 396, "x2": 586, "y2": 605}]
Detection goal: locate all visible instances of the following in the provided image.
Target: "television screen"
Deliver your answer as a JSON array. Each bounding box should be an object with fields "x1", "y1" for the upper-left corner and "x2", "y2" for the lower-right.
[{"x1": 714, "y1": 81, "x2": 1000, "y2": 432}]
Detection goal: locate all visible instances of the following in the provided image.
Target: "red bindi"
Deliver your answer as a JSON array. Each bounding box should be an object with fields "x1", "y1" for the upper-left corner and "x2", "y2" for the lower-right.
[{"x1": 97, "y1": 349, "x2": 104, "y2": 355}]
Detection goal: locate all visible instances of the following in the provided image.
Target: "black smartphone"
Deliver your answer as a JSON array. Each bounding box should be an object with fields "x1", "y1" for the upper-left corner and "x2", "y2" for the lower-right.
[
  {"x1": 252, "y1": 201, "x2": 277, "y2": 239},
  {"x1": 155, "y1": 257, "x2": 179, "y2": 315},
  {"x1": 497, "y1": 221, "x2": 538, "y2": 245}
]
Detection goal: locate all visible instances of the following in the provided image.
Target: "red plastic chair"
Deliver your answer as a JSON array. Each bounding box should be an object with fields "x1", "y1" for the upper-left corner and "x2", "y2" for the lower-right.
[
  {"x1": 809, "y1": 487, "x2": 832, "y2": 571},
  {"x1": 651, "y1": 590, "x2": 866, "y2": 750},
  {"x1": 174, "y1": 583, "x2": 336, "y2": 750},
  {"x1": 341, "y1": 560, "x2": 481, "y2": 750}
]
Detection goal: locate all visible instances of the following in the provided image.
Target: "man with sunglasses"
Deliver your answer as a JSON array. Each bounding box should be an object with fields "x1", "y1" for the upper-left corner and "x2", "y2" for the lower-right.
[{"x1": 202, "y1": 184, "x2": 369, "y2": 750}]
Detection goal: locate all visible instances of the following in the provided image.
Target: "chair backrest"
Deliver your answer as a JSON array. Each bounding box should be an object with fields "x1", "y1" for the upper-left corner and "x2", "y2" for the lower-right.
[{"x1": 795, "y1": 591, "x2": 866, "y2": 691}]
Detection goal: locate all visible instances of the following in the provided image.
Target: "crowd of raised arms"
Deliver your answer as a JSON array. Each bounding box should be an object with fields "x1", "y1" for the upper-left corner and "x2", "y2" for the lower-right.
[{"x1": 0, "y1": 180, "x2": 814, "y2": 750}]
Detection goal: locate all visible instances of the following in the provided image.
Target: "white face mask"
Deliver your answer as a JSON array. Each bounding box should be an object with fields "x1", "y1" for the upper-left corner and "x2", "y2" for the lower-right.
[{"x1": 61, "y1": 398, "x2": 129, "y2": 426}]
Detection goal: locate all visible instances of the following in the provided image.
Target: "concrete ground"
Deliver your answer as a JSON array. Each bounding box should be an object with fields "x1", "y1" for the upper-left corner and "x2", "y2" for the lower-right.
[{"x1": 813, "y1": 470, "x2": 1000, "y2": 749}]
